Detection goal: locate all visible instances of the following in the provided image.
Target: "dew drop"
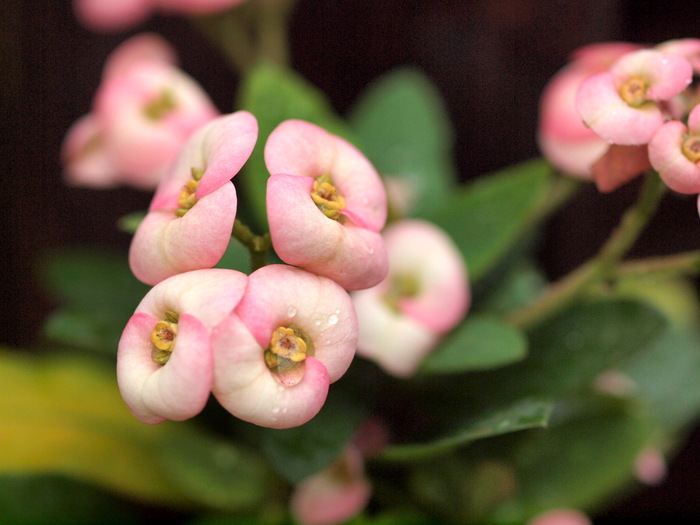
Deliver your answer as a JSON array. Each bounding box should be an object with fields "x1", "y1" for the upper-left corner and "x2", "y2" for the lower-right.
[
  {"x1": 314, "y1": 318, "x2": 322, "y2": 326},
  {"x1": 286, "y1": 305, "x2": 297, "y2": 318},
  {"x1": 272, "y1": 407, "x2": 280, "y2": 414},
  {"x1": 335, "y1": 308, "x2": 341, "y2": 315},
  {"x1": 367, "y1": 246, "x2": 375, "y2": 255},
  {"x1": 278, "y1": 385, "x2": 285, "y2": 392},
  {"x1": 327, "y1": 313, "x2": 339, "y2": 325}
]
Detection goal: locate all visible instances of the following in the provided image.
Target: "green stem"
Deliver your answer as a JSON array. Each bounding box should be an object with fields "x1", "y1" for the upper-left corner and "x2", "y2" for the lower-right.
[
  {"x1": 232, "y1": 219, "x2": 272, "y2": 271},
  {"x1": 507, "y1": 171, "x2": 666, "y2": 330},
  {"x1": 614, "y1": 249, "x2": 700, "y2": 279}
]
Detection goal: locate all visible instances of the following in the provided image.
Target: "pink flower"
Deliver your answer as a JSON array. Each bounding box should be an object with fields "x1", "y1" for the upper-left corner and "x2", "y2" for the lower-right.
[
  {"x1": 634, "y1": 446, "x2": 667, "y2": 486},
  {"x1": 265, "y1": 120, "x2": 389, "y2": 291},
  {"x1": 290, "y1": 446, "x2": 371, "y2": 525},
  {"x1": 129, "y1": 111, "x2": 258, "y2": 285},
  {"x1": 527, "y1": 509, "x2": 591, "y2": 525},
  {"x1": 352, "y1": 220, "x2": 470, "y2": 378},
  {"x1": 74, "y1": 0, "x2": 246, "y2": 32},
  {"x1": 576, "y1": 49, "x2": 693, "y2": 146},
  {"x1": 649, "y1": 104, "x2": 700, "y2": 194},
  {"x1": 117, "y1": 268, "x2": 247, "y2": 424},
  {"x1": 538, "y1": 42, "x2": 640, "y2": 178},
  {"x1": 62, "y1": 34, "x2": 219, "y2": 190},
  {"x1": 212, "y1": 265, "x2": 358, "y2": 429}
]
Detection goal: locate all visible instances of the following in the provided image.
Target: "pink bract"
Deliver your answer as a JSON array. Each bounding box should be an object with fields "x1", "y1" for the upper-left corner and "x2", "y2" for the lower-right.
[
  {"x1": 265, "y1": 120, "x2": 388, "y2": 290},
  {"x1": 117, "y1": 268, "x2": 247, "y2": 424},
  {"x1": 62, "y1": 34, "x2": 219, "y2": 190},
  {"x1": 129, "y1": 111, "x2": 258, "y2": 285},
  {"x1": 212, "y1": 265, "x2": 358, "y2": 429},
  {"x1": 352, "y1": 220, "x2": 470, "y2": 378},
  {"x1": 527, "y1": 509, "x2": 591, "y2": 525},
  {"x1": 74, "y1": 0, "x2": 246, "y2": 32},
  {"x1": 290, "y1": 446, "x2": 371, "y2": 525},
  {"x1": 538, "y1": 42, "x2": 640, "y2": 177},
  {"x1": 576, "y1": 50, "x2": 692, "y2": 145}
]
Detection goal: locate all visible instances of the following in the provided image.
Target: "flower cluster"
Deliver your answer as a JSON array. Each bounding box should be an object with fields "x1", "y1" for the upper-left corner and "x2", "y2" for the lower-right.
[
  {"x1": 69, "y1": 33, "x2": 472, "y2": 430},
  {"x1": 539, "y1": 38, "x2": 700, "y2": 202}
]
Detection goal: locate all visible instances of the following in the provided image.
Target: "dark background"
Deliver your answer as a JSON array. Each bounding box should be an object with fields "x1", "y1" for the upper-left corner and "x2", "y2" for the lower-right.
[{"x1": 2, "y1": 0, "x2": 700, "y2": 520}]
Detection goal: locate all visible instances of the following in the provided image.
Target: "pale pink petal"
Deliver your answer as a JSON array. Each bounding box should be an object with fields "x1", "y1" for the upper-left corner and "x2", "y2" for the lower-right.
[
  {"x1": 570, "y1": 42, "x2": 642, "y2": 70},
  {"x1": 267, "y1": 174, "x2": 388, "y2": 290},
  {"x1": 151, "y1": 111, "x2": 257, "y2": 209},
  {"x1": 235, "y1": 265, "x2": 358, "y2": 382},
  {"x1": 576, "y1": 72, "x2": 664, "y2": 145},
  {"x1": 634, "y1": 447, "x2": 667, "y2": 486},
  {"x1": 129, "y1": 182, "x2": 237, "y2": 285},
  {"x1": 212, "y1": 312, "x2": 331, "y2": 429},
  {"x1": 136, "y1": 268, "x2": 247, "y2": 329},
  {"x1": 74, "y1": 0, "x2": 152, "y2": 33},
  {"x1": 386, "y1": 221, "x2": 470, "y2": 334},
  {"x1": 290, "y1": 446, "x2": 371, "y2": 525},
  {"x1": 611, "y1": 50, "x2": 693, "y2": 101},
  {"x1": 656, "y1": 38, "x2": 700, "y2": 72},
  {"x1": 61, "y1": 114, "x2": 122, "y2": 188},
  {"x1": 527, "y1": 509, "x2": 591, "y2": 525},
  {"x1": 264, "y1": 120, "x2": 386, "y2": 231},
  {"x1": 688, "y1": 104, "x2": 700, "y2": 132},
  {"x1": 592, "y1": 144, "x2": 651, "y2": 193},
  {"x1": 649, "y1": 120, "x2": 700, "y2": 194},
  {"x1": 353, "y1": 286, "x2": 438, "y2": 378},
  {"x1": 117, "y1": 312, "x2": 213, "y2": 424},
  {"x1": 102, "y1": 33, "x2": 178, "y2": 78}
]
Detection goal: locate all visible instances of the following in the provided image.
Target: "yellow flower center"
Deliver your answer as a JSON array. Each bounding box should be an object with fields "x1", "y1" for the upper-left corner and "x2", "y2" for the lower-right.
[
  {"x1": 682, "y1": 134, "x2": 700, "y2": 163},
  {"x1": 384, "y1": 272, "x2": 420, "y2": 312},
  {"x1": 264, "y1": 326, "x2": 312, "y2": 385},
  {"x1": 143, "y1": 89, "x2": 178, "y2": 121},
  {"x1": 151, "y1": 311, "x2": 179, "y2": 365},
  {"x1": 311, "y1": 174, "x2": 345, "y2": 221},
  {"x1": 619, "y1": 75, "x2": 648, "y2": 107},
  {"x1": 176, "y1": 167, "x2": 204, "y2": 217}
]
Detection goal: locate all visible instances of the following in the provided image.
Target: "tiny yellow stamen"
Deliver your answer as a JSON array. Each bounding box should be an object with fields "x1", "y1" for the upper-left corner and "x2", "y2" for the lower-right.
[
  {"x1": 265, "y1": 326, "x2": 312, "y2": 385},
  {"x1": 269, "y1": 326, "x2": 308, "y2": 362},
  {"x1": 143, "y1": 89, "x2": 177, "y2": 121},
  {"x1": 384, "y1": 273, "x2": 420, "y2": 312},
  {"x1": 682, "y1": 134, "x2": 700, "y2": 163},
  {"x1": 311, "y1": 175, "x2": 346, "y2": 221},
  {"x1": 619, "y1": 75, "x2": 648, "y2": 107},
  {"x1": 175, "y1": 168, "x2": 204, "y2": 217},
  {"x1": 151, "y1": 319, "x2": 178, "y2": 365}
]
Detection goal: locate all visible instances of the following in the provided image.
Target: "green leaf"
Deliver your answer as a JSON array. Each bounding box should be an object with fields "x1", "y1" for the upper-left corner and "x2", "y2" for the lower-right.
[
  {"x1": 0, "y1": 474, "x2": 139, "y2": 524},
  {"x1": 420, "y1": 315, "x2": 527, "y2": 375},
  {"x1": 0, "y1": 349, "x2": 271, "y2": 512},
  {"x1": 490, "y1": 395, "x2": 652, "y2": 522},
  {"x1": 380, "y1": 398, "x2": 552, "y2": 462},
  {"x1": 464, "y1": 299, "x2": 669, "y2": 407},
  {"x1": 260, "y1": 387, "x2": 366, "y2": 483},
  {"x1": 41, "y1": 247, "x2": 149, "y2": 353},
  {"x1": 237, "y1": 63, "x2": 351, "y2": 229},
  {"x1": 425, "y1": 159, "x2": 552, "y2": 282},
  {"x1": 623, "y1": 328, "x2": 700, "y2": 432},
  {"x1": 348, "y1": 67, "x2": 456, "y2": 217},
  {"x1": 214, "y1": 237, "x2": 251, "y2": 274}
]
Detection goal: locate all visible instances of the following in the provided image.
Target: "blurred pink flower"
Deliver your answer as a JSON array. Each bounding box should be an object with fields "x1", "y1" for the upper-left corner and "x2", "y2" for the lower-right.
[
  {"x1": 212, "y1": 265, "x2": 358, "y2": 428},
  {"x1": 265, "y1": 120, "x2": 388, "y2": 291},
  {"x1": 649, "y1": 104, "x2": 700, "y2": 194},
  {"x1": 62, "y1": 34, "x2": 219, "y2": 190},
  {"x1": 538, "y1": 42, "x2": 640, "y2": 178},
  {"x1": 74, "y1": 0, "x2": 246, "y2": 32},
  {"x1": 634, "y1": 446, "x2": 667, "y2": 486},
  {"x1": 576, "y1": 49, "x2": 693, "y2": 146},
  {"x1": 129, "y1": 111, "x2": 257, "y2": 285},
  {"x1": 527, "y1": 509, "x2": 591, "y2": 525},
  {"x1": 290, "y1": 446, "x2": 371, "y2": 525},
  {"x1": 117, "y1": 268, "x2": 247, "y2": 424},
  {"x1": 352, "y1": 220, "x2": 469, "y2": 378}
]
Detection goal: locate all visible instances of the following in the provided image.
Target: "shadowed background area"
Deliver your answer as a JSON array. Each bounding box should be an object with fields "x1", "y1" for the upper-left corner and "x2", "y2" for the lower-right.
[{"x1": 2, "y1": 0, "x2": 700, "y2": 520}]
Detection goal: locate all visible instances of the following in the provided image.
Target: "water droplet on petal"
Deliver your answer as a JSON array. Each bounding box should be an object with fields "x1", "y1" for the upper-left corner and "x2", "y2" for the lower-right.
[
  {"x1": 335, "y1": 308, "x2": 341, "y2": 315},
  {"x1": 328, "y1": 313, "x2": 339, "y2": 325},
  {"x1": 272, "y1": 407, "x2": 280, "y2": 414},
  {"x1": 367, "y1": 246, "x2": 375, "y2": 255},
  {"x1": 314, "y1": 318, "x2": 322, "y2": 326},
  {"x1": 286, "y1": 305, "x2": 297, "y2": 318},
  {"x1": 278, "y1": 385, "x2": 285, "y2": 392}
]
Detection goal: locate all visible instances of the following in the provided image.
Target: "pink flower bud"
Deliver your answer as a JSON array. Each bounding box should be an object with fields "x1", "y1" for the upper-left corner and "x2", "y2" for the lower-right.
[
  {"x1": 117, "y1": 269, "x2": 247, "y2": 424},
  {"x1": 352, "y1": 220, "x2": 470, "y2": 378},
  {"x1": 527, "y1": 509, "x2": 591, "y2": 525},
  {"x1": 265, "y1": 120, "x2": 389, "y2": 290},
  {"x1": 212, "y1": 265, "x2": 358, "y2": 428},
  {"x1": 129, "y1": 111, "x2": 258, "y2": 285}
]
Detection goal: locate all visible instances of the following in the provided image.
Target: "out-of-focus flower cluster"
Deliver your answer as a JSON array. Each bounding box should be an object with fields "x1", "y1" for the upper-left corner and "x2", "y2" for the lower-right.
[{"x1": 539, "y1": 38, "x2": 700, "y2": 207}]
